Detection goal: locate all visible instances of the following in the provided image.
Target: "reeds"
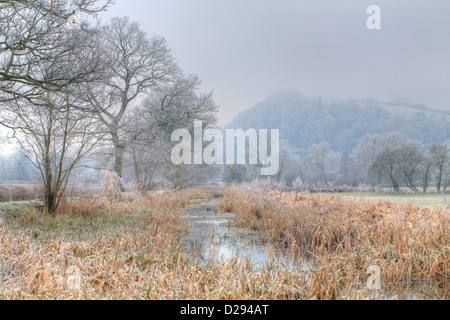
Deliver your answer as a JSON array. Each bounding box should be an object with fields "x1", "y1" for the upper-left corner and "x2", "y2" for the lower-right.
[
  {"x1": 0, "y1": 186, "x2": 447, "y2": 300},
  {"x1": 0, "y1": 187, "x2": 305, "y2": 300},
  {"x1": 214, "y1": 186, "x2": 449, "y2": 299}
]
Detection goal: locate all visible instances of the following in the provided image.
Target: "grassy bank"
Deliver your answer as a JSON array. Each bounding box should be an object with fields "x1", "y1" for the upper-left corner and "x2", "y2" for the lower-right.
[{"x1": 330, "y1": 192, "x2": 448, "y2": 209}]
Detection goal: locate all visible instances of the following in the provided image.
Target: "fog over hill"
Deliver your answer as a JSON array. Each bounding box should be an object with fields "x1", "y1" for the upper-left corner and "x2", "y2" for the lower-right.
[{"x1": 227, "y1": 91, "x2": 450, "y2": 155}]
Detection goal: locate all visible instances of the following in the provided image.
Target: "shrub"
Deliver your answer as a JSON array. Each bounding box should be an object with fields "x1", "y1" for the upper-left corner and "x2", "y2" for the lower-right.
[
  {"x1": 0, "y1": 183, "x2": 43, "y2": 202},
  {"x1": 100, "y1": 170, "x2": 123, "y2": 200}
]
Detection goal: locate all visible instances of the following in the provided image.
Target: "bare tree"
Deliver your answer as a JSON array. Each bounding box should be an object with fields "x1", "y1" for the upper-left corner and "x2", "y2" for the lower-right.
[
  {"x1": 125, "y1": 128, "x2": 168, "y2": 193},
  {"x1": 84, "y1": 16, "x2": 179, "y2": 178},
  {"x1": 298, "y1": 155, "x2": 314, "y2": 189},
  {"x1": 309, "y1": 141, "x2": 331, "y2": 186},
  {"x1": 420, "y1": 152, "x2": 433, "y2": 193},
  {"x1": 354, "y1": 134, "x2": 384, "y2": 183},
  {"x1": 368, "y1": 148, "x2": 401, "y2": 192},
  {"x1": 443, "y1": 174, "x2": 450, "y2": 192},
  {"x1": 354, "y1": 132, "x2": 410, "y2": 183},
  {"x1": 395, "y1": 141, "x2": 424, "y2": 193},
  {"x1": 123, "y1": 74, "x2": 218, "y2": 193},
  {"x1": 429, "y1": 143, "x2": 449, "y2": 193},
  {"x1": 368, "y1": 140, "x2": 424, "y2": 193},
  {"x1": 0, "y1": 0, "x2": 113, "y2": 102},
  {"x1": 1, "y1": 92, "x2": 103, "y2": 214},
  {"x1": 337, "y1": 151, "x2": 357, "y2": 186},
  {"x1": 144, "y1": 75, "x2": 218, "y2": 130},
  {"x1": 0, "y1": 14, "x2": 109, "y2": 214},
  {"x1": 275, "y1": 147, "x2": 297, "y2": 185}
]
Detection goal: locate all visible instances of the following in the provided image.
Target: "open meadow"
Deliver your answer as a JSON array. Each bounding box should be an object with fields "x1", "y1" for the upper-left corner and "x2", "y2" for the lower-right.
[{"x1": 329, "y1": 192, "x2": 449, "y2": 209}]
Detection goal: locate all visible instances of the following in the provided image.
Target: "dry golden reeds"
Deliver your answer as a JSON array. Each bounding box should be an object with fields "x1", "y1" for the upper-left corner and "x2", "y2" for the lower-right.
[
  {"x1": 0, "y1": 186, "x2": 447, "y2": 300},
  {"x1": 214, "y1": 186, "x2": 449, "y2": 299}
]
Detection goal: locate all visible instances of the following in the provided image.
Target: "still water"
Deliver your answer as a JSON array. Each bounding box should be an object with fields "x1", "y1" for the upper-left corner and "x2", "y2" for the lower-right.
[{"x1": 181, "y1": 202, "x2": 310, "y2": 270}]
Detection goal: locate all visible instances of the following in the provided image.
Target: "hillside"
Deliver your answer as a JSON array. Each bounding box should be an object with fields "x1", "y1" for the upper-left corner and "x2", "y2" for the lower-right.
[{"x1": 227, "y1": 91, "x2": 450, "y2": 154}]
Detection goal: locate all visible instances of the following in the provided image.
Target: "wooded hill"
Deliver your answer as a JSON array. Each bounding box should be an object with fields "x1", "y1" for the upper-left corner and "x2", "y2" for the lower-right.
[{"x1": 227, "y1": 91, "x2": 450, "y2": 154}]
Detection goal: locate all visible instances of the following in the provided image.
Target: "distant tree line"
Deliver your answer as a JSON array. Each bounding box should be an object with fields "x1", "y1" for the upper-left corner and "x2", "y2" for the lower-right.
[
  {"x1": 225, "y1": 132, "x2": 450, "y2": 194},
  {"x1": 228, "y1": 91, "x2": 450, "y2": 154}
]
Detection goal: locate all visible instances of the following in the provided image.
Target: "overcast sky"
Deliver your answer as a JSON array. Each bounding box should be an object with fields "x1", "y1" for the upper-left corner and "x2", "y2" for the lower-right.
[{"x1": 99, "y1": 0, "x2": 450, "y2": 126}]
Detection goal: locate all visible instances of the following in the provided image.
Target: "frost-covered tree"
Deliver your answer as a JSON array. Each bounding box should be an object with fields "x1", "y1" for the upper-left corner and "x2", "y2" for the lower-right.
[
  {"x1": 83, "y1": 17, "x2": 179, "y2": 178},
  {"x1": 0, "y1": 0, "x2": 112, "y2": 102},
  {"x1": 428, "y1": 143, "x2": 450, "y2": 193}
]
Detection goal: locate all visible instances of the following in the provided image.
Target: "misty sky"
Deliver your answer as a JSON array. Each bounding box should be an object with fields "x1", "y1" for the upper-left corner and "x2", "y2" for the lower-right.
[{"x1": 99, "y1": 0, "x2": 450, "y2": 126}]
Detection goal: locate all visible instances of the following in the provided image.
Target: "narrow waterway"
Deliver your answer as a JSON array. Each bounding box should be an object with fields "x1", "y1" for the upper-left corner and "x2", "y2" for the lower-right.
[{"x1": 181, "y1": 201, "x2": 310, "y2": 270}]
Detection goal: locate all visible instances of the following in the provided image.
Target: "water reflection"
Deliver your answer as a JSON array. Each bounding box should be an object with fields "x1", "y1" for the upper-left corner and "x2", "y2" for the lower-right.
[{"x1": 182, "y1": 203, "x2": 311, "y2": 270}]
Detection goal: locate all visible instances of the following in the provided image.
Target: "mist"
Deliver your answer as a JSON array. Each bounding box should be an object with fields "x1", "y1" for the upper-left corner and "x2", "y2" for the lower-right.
[{"x1": 100, "y1": 0, "x2": 450, "y2": 126}]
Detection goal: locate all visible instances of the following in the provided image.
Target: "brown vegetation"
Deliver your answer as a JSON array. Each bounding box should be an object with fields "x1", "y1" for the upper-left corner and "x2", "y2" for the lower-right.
[
  {"x1": 0, "y1": 183, "x2": 43, "y2": 202},
  {"x1": 0, "y1": 186, "x2": 448, "y2": 300},
  {"x1": 0, "y1": 188, "x2": 305, "y2": 299},
  {"x1": 100, "y1": 170, "x2": 123, "y2": 200},
  {"x1": 214, "y1": 186, "x2": 449, "y2": 299}
]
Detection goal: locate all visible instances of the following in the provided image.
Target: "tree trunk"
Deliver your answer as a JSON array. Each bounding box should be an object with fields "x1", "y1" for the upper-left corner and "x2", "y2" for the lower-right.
[
  {"x1": 422, "y1": 167, "x2": 430, "y2": 193},
  {"x1": 111, "y1": 131, "x2": 125, "y2": 193},
  {"x1": 114, "y1": 146, "x2": 124, "y2": 178},
  {"x1": 389, "y1": 174, "x2": 400, "y2": 192},
  {"x1": 44, "y1": 173, "x2": 57, "y2": 215},
  {"x1": 322, "y1": 170, "x2": 329, "y2": 186},
  {"x1": 393, "y1": 183, "x2": 400, "y2": 193},
  {"x1": 436, "y1": 175, "x2": 442, "y2": 193},
  {"x1": 111, "y1": 131, "x2": 125, "y2": 179}
]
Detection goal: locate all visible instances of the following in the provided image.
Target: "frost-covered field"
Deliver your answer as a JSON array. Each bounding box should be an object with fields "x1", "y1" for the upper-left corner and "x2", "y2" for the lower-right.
[{"x1": 0, "y1": 186, "x2": 448, "y2": 300}]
